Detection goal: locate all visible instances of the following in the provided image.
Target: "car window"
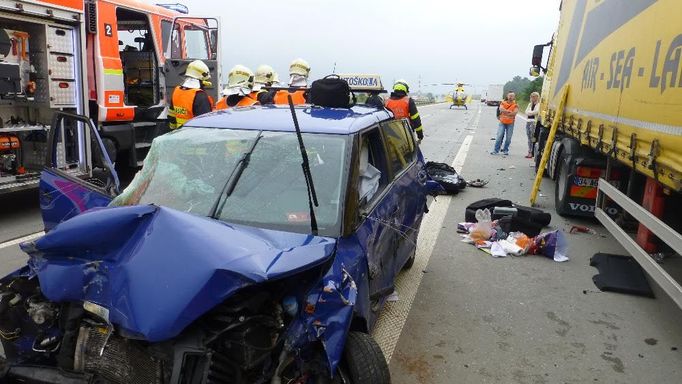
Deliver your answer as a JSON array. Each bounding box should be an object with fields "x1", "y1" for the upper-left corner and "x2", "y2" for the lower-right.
[
  {"x1": 381, "y1": 120, "x2": 417, "y2": 177},
  {"x1": 358, "y1": 127, "x2": 389, "y2": 206},
  {"x1": 110, "y1": 128, "x2": 348, "y2": 237}
]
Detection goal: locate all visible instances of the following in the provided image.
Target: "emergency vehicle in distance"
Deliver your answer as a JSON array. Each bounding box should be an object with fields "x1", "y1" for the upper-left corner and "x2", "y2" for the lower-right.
[
  {"x1": 0, "y1": 0, "x2": 219, "y2": 195},
  {"x1": 530, "y1": 0, "x2": 682, "y2": 307}
]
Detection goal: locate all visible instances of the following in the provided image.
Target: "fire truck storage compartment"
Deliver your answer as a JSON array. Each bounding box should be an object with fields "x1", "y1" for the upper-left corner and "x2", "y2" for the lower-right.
[
  {"x1": 117, "y1": 8, "x2": 159, "y2": 108},
  {"x1": 0, "y1": 12, "x2": 80, "y2": 189}
]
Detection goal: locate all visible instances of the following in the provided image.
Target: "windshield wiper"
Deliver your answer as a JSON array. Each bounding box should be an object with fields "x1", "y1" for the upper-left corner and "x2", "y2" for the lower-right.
[
  {"x1": 209, "y1": 131, "x2": 264, "y2": 219},
  {"x1": 287, "y1": 95, "x2": 319, "y2": 236}
]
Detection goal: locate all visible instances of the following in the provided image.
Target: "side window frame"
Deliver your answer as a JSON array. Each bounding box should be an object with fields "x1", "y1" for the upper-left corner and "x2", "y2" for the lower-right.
[
  {"x1": 357, "y1": 125, "x2": 390, "y2": 209},
  {"x1": 380, "y1": 119, "x2": 417, "y2": 179}
]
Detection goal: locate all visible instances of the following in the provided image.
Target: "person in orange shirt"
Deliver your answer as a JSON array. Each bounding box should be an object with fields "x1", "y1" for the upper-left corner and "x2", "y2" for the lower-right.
[
  {"x1": 215, "y1": 65, "x2": 257, "y2": 110},
  {"x1": 384, "y1": 79, "x2": 424, "y2": 141},
  {"x1": 273, "y1": 58, "x2": 310, "y2": 105},
  {"x1": 491, "y1": 91, "x2": 518, "y2": 155}
]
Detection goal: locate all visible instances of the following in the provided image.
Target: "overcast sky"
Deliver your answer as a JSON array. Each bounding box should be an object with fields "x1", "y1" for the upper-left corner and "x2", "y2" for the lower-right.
[{"x1": 177, "y1": 0, "x2": 561, "y2": 94}]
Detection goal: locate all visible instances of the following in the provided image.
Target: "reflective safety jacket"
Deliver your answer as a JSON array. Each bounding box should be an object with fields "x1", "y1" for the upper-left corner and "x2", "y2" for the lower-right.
[
  {"x1": 169, "y1": 87, "x2": 211, "y2": 129},
  {"x1": 215, "y1": 94, "x2": 257, "y2": 110},
  {"x1": 273, "y1": 89, "x2": 307, "y2": 105},
  {"x1": 499, "y1": 100, "x2": 518, "y2": 125},
  {"x1": 385, "y1": 93, "x2": 423, "y2": 137}
]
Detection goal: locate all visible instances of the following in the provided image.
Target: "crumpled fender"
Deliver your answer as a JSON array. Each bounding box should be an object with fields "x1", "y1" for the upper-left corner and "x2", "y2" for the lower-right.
[
  {"x1": 20, "y1": 205, "x2": 336, "y2": 342},
  {"x1": 284, "y1": 234, "x2": 369, "y2": 374}
]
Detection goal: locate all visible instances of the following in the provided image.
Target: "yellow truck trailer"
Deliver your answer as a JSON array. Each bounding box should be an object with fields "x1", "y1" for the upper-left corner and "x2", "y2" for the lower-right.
[{"x1": 530, "y1": 0, "x2": 682, "y2": 306}]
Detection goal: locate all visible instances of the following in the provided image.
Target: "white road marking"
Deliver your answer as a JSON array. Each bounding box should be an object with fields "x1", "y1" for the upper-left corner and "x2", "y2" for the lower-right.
[
  {"x1": 372, "y1": 105, "x2": 479, "y2": 362},
  {"x1": 0, "y1": 231, "x2": 44, "y2": 251}
]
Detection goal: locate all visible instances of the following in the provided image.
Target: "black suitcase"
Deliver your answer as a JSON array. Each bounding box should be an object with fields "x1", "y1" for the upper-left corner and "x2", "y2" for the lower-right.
[
  {"x1": 465, "y1": 198, "x2": 513, "y2": 222},
  {"x1": 514, "y1": 205, "x2": 552, "y2": 227}
]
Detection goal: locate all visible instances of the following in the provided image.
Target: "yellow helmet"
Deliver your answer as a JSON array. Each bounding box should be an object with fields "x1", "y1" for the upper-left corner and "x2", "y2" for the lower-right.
[
  {"x1": 393, "y1": 79, "x2": 409, "y2": 93},
  {"x1": 289, "y1": 58, "x2": 310, "y2": 77},
  {"x1": 185, "y1": 60, "x2": 211, "y2": 81},
  {"x1": 254, "y1": 64, "x2": 276, "y2": 86},
  {"x1": 227, "y1": 65, "x2": 254, "y2": 89}
]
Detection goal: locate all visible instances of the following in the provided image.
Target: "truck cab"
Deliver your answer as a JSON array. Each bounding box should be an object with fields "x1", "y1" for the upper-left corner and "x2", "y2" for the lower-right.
[
  {"x1": 87, "y1": 0, "x2": 219, "y2": 167},
  {"x1": 0, "y1": 0, "x2": 220, "y2": 196}
]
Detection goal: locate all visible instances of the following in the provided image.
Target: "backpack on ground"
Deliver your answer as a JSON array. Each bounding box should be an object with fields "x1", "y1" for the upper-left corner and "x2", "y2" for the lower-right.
[{"x1": 425, "y1": 161, "x2": 467, "y2": 194}]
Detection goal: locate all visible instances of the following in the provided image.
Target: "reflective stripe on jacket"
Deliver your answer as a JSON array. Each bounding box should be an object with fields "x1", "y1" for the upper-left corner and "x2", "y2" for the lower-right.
[{"x1": 170, "y1": 87, "x2": 202, "y2": 129}]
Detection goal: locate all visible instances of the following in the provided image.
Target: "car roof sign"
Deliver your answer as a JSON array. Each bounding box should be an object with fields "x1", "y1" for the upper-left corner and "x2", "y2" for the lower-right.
[{"x1": 337, "y1": 73, "x2": 385, "y2": 93}]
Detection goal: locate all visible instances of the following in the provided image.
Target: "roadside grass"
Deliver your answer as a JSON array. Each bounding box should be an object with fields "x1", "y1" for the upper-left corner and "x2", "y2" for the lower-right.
[{"x1": 516, "y1": 98, "x2": 529, "y2": 115}]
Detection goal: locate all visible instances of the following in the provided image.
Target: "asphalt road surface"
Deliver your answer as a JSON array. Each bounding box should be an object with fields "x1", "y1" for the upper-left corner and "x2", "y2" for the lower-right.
[{"x1": 1, "y1": 102, "x2": 681, "y2": 383}]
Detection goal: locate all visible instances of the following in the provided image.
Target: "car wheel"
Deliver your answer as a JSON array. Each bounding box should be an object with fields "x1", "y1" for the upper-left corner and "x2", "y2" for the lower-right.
[
  {"x1": 555, "y1": 152, "x2": 572, "y2": 216},
  {"x1": 339, "y1": 332, "x2": 391, "y2": 384}
]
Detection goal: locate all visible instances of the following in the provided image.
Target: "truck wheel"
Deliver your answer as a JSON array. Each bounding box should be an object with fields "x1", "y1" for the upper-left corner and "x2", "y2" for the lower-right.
[
  {"x1": 101, "y1": 137, "x2": 117, "y2": 164},
  {"x1": 555, "y1": 152, "x2": 572, "y2": 216},
  {"x1": 339, "y1": 332, "x2": 391, "y2": 384}
]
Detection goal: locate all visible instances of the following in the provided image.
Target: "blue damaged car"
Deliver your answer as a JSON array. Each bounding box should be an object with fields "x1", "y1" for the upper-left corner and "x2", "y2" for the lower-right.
[{"x1": 0, "y1": 103, "x2": 438, "y2": 383}]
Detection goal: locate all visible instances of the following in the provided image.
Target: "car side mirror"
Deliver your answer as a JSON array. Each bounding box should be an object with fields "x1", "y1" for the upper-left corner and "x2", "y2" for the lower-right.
[
  {"x1": 425, "y1": 180, "x2": 445, "y2": 196},
  {"x1": 529, "y1": 66, "x2": 541, "y2": 77}
]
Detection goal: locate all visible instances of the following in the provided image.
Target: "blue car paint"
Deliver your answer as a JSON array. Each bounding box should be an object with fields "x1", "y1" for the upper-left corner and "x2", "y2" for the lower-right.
[
  {"x1": 39, "y1": 169, "x2": 114, "y2": 231},
  {"x1": 185, "y1": 105, "x2": 393, "y2": 135},
  {"x1": 22, "y1": 204, "x2": 337, "y2": 342},
  {"x1": 25, "y1": 105, "x2": 431, "y2": 376}
]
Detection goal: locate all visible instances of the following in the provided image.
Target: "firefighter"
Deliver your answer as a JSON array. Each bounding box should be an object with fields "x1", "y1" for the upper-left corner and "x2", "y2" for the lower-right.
[
  {"x1": 273, "y1": 58, "x2": 310, "y2": 105},
  {"x1": 385, "y1": 79, "x2": 424, "y2": 141},
  {"x1": 168, "y1": 60, "x2": 213, "y2": 130},
  {"x1": 216, "y1": 65, "x2": 257, "y2": 110},
  {"x1": 251, "y1": 64, "x2": 278, "y2": 105}
]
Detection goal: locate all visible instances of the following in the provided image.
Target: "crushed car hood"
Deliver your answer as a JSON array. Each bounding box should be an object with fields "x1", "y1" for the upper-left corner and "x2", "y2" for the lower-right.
[{"x1": 22, "y1": 205, "x2": 336, "y2": 341}]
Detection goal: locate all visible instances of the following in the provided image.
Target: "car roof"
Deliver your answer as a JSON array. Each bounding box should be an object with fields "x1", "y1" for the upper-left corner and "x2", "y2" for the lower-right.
[{"x1": 183, "y1": 105, "x2": 394, "y2": 135}]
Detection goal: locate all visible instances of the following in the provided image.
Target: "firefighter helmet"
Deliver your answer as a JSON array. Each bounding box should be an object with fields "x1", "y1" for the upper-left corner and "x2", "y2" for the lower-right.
[
  {"x1": 254, "y1": 65, "x2": 276, "y2": 86},
  {"x1": 393, "y1": 79, "x2": 409, "y2": 94},
  {"x1": 185, "y1": 60, "x2": 211, "y2": 81},
  {"x1": 289, "y1": 58, "x2": 310, "y2": 77}
]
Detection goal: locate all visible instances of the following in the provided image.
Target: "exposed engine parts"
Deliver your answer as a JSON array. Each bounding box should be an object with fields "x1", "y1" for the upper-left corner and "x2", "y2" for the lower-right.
[{"x1": 0, "y1": 275, "x2": 328, "y2": 384}]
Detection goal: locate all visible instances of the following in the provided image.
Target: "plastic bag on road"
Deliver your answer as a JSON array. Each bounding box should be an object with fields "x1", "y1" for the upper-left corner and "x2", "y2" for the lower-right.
[
  {"x1": 530, "y1": 230, "x2": 569, "y2": 262},
  {"x1": 469, "y1": 209, "x2": 493, "y2": 243}
]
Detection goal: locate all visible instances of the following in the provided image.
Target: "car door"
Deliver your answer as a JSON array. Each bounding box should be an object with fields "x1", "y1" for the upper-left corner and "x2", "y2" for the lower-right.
[
  {"x1": 162, "y1": 17, "x2": 220, "y2": 105},
  {"x1": 380, "y1": 119, "x2": 426, "y2": 277},
  {"x1": 353, "y1": 126, "x2": 398, "y2": 306},
  {"x1": 40, "y1": 112, "x2": 120, "y2": 231}
]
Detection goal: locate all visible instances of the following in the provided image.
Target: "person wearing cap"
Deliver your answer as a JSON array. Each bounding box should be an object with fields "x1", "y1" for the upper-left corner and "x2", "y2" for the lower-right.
[
  {"x1": 250, "y1": 64, "x2": 279, "y2": 105},
  {"x1": 273, "y1": 58, "x2": 310, "y2": 105},
  {"x1": 384, "y1": 79, "x2": 424, "y2": 140},
  {"x1": 168, "y1": 60, "x2": 213, "y2": 129},
  {"x1": 216, "y1": 65, "x2": 257, "y2": 110}
]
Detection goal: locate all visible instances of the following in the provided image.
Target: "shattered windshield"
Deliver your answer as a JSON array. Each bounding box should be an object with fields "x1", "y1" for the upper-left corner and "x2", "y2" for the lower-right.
[{"x1": 110, "y1": 128, "x2": 348, "y2": 236}]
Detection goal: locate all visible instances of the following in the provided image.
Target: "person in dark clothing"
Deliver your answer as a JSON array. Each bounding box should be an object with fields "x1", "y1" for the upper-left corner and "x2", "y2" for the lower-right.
[{"x1": 384, "y1": 79, "x2": 424, "y2": 140}]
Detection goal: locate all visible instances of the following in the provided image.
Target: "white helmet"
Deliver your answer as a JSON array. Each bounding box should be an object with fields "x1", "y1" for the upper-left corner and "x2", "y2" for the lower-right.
[
  {"x1": 254, "y1": 64, "x2": 276, "y2": 90},
  {"x1": 185, "y1": 60, "x2": 211, "y2": 81},
  {"x1": 289, "y1": 58, "x2": 310, "y2": 78},
  {"x1": 224, "y1": 64, "x2": 254, "y2": 96}
]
